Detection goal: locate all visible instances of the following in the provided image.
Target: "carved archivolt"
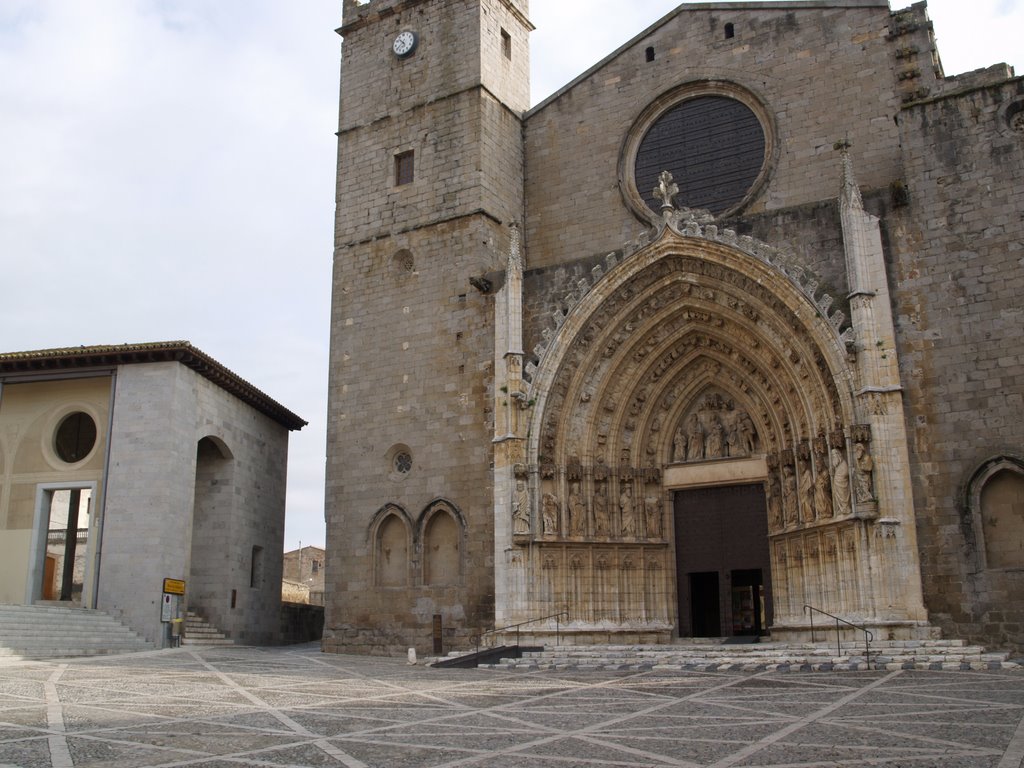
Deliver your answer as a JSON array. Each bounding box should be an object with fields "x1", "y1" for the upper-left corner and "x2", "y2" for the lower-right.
[{"x1": 522, "y1": 215, "x2": 861, "y2": 545}]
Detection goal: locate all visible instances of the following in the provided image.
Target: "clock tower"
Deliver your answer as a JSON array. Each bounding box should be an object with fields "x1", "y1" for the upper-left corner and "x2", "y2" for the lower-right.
[{"x1": 325, "y1": 0, "x2": 532, "y2": 654}]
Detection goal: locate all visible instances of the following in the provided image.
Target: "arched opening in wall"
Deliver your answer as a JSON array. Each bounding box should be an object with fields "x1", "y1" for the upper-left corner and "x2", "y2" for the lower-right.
[
  {"x1": 376, "y1": 514, "x2": 410, "y2": 587},
  {"x1": 189, "y1": 436, "x2": 235, "y2": 620},
  {"x1": 980, "y1": 467, "x2": 1024, "y2": 568},
  {"x1": 422, "y1": 505, "x2": 462, "y2": 586}
]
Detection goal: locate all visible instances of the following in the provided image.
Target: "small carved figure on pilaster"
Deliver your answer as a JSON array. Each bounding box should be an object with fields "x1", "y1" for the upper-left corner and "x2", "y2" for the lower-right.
[
  {"x1": 620, "y1": 484, "x2": 636, "y2": 538},
  {"x1": 653, "y1": 170, "x2": 679, "y2": 212},
  {"x1": 767, "y1": 471, "x2": 784, "y2": 531},
  {"x1": 854, "y1": 442, "x2": 875, "y2": 502},
  {"x1": 541, "y1": 493, "x2": 560, "y2": 537},
  {"x1": 782, "y1": 463, "x2": 798, "y2": 527},
  {"x1": 831, "y1": 447, "x2": 851, "y2": 516},
  {"x1": 593, "y1": 483, "x2": 610, "y2": 537},
  {"x1": 644, "y1": 495, "x2": 663, "y2": 539},
  {"x1": 568, "y1": 482, "x2": 587, "y2": 537},
  {"x1": 672, "y1": 427, "x2": 686, "y2": 463},
  {"x1": 512, "y1": 479, "x2": 531, "y2": 536},
  {"x1": 686, "y1": 413, "x2": 704, "y2": 461}
]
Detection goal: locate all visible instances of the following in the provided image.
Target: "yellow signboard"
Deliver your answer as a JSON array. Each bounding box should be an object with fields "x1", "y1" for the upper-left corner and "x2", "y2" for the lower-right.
[{"x1": 162, "y1": 578, "x2": 186, "y2": 595}]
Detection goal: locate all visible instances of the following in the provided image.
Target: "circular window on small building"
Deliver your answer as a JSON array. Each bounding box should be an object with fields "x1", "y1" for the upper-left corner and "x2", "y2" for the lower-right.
[
  {"x1": 634, "y1": 95, "x2": 767, "y2": 216},
  {"x1": 54, "y1": 412, "x2": 97, "y2": 463}
]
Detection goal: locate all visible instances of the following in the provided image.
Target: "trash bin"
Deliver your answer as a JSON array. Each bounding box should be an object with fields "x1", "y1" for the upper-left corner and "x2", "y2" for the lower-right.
[{"x1": 170, "y1": 618, "x2": 184, "y2": 647}]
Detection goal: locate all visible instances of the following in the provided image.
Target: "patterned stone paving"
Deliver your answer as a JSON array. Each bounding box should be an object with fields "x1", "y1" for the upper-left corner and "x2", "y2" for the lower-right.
[{"x1": 0, "y1": 643, "x2": 1022, "y2": 767}]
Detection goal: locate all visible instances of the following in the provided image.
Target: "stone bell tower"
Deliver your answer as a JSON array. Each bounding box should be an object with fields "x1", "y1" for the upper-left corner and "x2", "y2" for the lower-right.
[{"x1": 324, "y1": 0, "x2": 532, "y2": 654}]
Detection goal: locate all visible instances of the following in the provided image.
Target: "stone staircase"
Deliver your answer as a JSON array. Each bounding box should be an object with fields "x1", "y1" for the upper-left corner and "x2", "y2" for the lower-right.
[
  {"x1": 181, "y1": 611, "x2": 233, "y2": 647},
  {"x1": 477, "y1": 639, "x2": 1023, "y2": 672},
  {"x1": 0, "y1": 604, "x2": 153, "y2": 660}
]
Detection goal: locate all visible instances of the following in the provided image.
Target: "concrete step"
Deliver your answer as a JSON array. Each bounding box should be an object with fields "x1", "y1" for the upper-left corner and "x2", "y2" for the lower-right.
[
  {"x1": 180, "y1": 611, "x2": 232, "y2": 646},
  {"x1": 0, "y1": 604, "x2": 153, "y2": 659}
]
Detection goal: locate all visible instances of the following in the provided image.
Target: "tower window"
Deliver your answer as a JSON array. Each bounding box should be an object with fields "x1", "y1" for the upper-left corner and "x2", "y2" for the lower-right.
[
  {"x1": 724, "y1": 23, "x2": 735, "y2": 39},
  {"x1": 394, "y1": 150, "x2": 414, "y2": 186},
  {"x1": 646, "y1": 46, "x2": 655, "y2": 62},
  {"x1": 501, "y1": 28, "x2": 512, "y2": 60}
]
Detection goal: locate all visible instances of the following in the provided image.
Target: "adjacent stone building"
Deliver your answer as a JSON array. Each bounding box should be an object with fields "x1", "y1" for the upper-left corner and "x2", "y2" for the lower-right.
[
  {"x1": 0, "y1": 342, "x2": 306, "y2": 646},
  {"x1": 325, "y1": 0, "x2": 1024, "y2": 655},
  {"x1": 282, "y1": 544, "x2": 326, "y2": 605}
]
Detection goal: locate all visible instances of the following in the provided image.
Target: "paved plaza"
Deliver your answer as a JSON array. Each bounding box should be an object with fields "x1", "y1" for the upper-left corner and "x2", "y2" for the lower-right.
[{"x1": 0, "y1": 643, "x2": 1022, "y2": 768}]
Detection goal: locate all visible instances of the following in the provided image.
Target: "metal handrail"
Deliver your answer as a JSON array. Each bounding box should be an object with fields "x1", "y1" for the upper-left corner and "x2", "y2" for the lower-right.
[
  {"x1": 803, "y1": 604, "x2": 873, "y2": 667},
  {"x1": 474, "y1": 610, "x2": 570, "y2": 652}
]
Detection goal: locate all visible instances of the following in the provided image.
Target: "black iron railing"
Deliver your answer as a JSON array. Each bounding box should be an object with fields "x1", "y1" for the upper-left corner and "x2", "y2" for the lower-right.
[
  {"x1": 474, "y1": 610, "x2": 570, "y2": 652},
  {"x1": 803, "y1": 604, "x2": 873, "y2": 666}
]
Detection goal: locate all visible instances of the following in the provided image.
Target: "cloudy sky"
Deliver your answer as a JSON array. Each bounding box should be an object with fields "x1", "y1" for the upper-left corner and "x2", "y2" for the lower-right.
[{"x1": 1, "y1": 1, "x2": 1020, "y2": 551}]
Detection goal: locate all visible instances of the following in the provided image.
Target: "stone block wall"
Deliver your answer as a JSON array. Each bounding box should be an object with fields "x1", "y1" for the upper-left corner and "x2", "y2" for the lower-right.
[
  {"x1": 892, "y1": 76, "x2": 1024, "y2": 651},
  {"x1": 523, "y1": 3, "x2": 905, "y2": 272},
  {"x1": 100, "y1": 362, "x2": 288, "y2": 646}
]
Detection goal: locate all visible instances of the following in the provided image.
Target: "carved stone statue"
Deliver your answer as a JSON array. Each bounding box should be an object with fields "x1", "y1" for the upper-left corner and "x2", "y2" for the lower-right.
[
  {"x1": 800, "y1": 459, "x2": 815, "y2": 523},
  {"x1": 782, "y1": 464, "x2": 798, "y2": 527},
  {"x1": 620, "y1": 484, "x2": 636, "y2": 537},
  {"x1": 831, "y1": 447, "x2": 851, "y2": 516},
  {"x1": 686, "y1": 413, "x2": 704, "y2": 461},
  {"x1": 513, "y1": 479, "x2": 530, "y2": 535},
  {"x1": 705, "y1": 417, "x2": 724, "y2": 459},
  {"x1": 767, "y1": 472, "x2": 784, "y2": 530},
  {"x1": 568, "y1": 482, "x2": 586, "y2": 537},
  {"x1": 644, "y1": 495, "x2": 662, "y2": 539},
  {"x1": 541, "y1": 492, "x2": 559, "y2": 536},
  {"x1": 672, "y1": 427, "x2": 686, "y2": 463},
  {"x1": 854, "y1": 442, "x2": 875, "y2": 502},
  {"x1": 725, "y1": 412, "x2": 740, "y2": 458},
  {"x1": 815, "y1": 458, "x2": 833, "y2": 519},
  {"x1": 593, "y1": 484, "x2": 609, "y2": 537},
  {"x1": 738, "y1": 411, "x2": 756, "y2": 456}
]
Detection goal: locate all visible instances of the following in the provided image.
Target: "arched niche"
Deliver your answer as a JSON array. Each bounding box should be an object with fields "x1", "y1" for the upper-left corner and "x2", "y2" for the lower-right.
[
  {"x1": 966, "y1": 456, "x2": 1024, "y2": 570},
  {"x1": 369, "y1": 504, "x2": 413, "y2": 587},
  {"x1": 420, "y1": 500, "x2": 464, "y2": 586}
]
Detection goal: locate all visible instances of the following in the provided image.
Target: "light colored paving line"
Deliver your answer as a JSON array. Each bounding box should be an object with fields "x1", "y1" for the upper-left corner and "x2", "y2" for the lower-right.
[
  {"x1": 426, "y1": 671, "x2": 768, "y2": 768},
  {"x1": 998, "y1": 706, "x2": 1024, "y2": 768},
  {"x1": 706, "y1": 670, "x2": 904, "y2": 768},
  {"x1": 42, "y1": 663, "x2": 71, "y2": 768},
  {"x1": 186, "y1": 649, "x2": 369, "y2": 768}
]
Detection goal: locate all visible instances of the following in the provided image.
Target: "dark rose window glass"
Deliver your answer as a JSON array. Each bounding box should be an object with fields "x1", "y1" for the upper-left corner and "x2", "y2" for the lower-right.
[{"x1": 634, "y1": 96, "x2": 765, "y2": 216}]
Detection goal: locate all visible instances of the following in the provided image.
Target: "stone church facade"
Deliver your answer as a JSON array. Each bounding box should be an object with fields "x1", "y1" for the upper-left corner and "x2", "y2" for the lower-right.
[{"x1": 325, "y1": 0, "x2": 1024, "y2": 654}]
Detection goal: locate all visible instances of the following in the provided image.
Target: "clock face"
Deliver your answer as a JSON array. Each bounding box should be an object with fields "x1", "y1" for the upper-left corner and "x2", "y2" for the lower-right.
[{"x1": 393, "y1": 31, "x2": 417, "y2": 58}]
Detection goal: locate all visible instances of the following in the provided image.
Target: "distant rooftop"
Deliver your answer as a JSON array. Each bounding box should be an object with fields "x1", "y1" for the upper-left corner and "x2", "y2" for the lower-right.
[{"x1": 0, "y1": 341, "x2": 307, "y2": 431}]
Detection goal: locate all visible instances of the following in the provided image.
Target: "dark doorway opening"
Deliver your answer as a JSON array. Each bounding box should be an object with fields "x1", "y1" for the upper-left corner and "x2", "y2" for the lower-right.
[
  {"x1": 674, "y1": 484, "x2": 772, "y2": 638},
  {"x1": 730, "y1": 568, "x2": 765, "y2": 636},
  {"x1": 689, "y1": 572, "x2": 721, "y2": 636}
]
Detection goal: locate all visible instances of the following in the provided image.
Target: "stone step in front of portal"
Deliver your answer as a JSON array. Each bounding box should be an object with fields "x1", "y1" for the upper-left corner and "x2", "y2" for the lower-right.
[{"x1": 478, "y1": 642, "x2": 1021, "y2": 672}]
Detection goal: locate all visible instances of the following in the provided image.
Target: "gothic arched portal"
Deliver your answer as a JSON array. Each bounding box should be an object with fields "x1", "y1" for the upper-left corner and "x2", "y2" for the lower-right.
[{"x1": 501, "y1": 219, "x2": 921, "y2": 641}]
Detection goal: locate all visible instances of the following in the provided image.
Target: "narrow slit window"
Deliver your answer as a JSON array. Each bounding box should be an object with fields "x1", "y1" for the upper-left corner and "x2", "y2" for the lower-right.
[
  {"x1": 395, "y1": 150, "x2": 414, "y2": 186},
  {"x1": 724, "y1": 23, "x2": 735, "y2": 39},
  {"x1": 646, "y1": 46, "x2": 655, "y2": 62},
  {"x1": 501, "y1": 28, "x2": 512, "y2": 60},
  {"x1": 250, "y1": 545, "x2": 264, "y2": 588}
]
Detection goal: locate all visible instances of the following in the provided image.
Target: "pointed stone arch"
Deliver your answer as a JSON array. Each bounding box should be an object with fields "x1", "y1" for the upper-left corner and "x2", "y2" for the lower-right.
[{"x1": 528, "y1": 227, "x2": 856, "y2": 474}]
